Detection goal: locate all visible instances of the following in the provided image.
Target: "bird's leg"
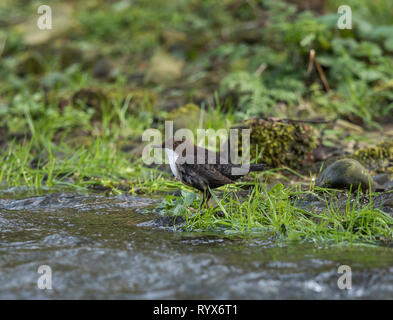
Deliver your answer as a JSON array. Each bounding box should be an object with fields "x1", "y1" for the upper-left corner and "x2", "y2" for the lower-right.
[
  {"x1": 205, "y1": 191, "x2": 212, "y2": 208},
  {"x1": 199, "y1": 189, "x2": 208, "y2": 210},
  {"x1": 199, "y1": 189, "x2": 212, "y2": 210},
  {"x1": 187, "y1": 190, "x2": 212, "y2": 215}
]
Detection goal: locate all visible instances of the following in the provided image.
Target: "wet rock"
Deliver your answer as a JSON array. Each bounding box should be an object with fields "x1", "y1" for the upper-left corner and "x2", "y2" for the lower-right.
[
  {"x1": 316, "y1": 159, "x2": 377, "y2": 192},
  {"x1": 299, "y1": 192, "x2": 324, "y2": 203},
  {"x1": 152, "y1": 215, "x2": 186, "y2": 227},
  {"x1": 373, "y1": 173, "x2": 391, "y2": 187},
  {"x1": 384, "y1": 180, "x2": 393, "y2": 190},
  {"x1": 87, "y1": 183, "x2": 112, "y2": 192},
  {"x1": 294, "y1": 192, "x2": 327, "y2": 215},
  {"x1": 373, "y1": 193, "x2": 393, "y2": 215}
]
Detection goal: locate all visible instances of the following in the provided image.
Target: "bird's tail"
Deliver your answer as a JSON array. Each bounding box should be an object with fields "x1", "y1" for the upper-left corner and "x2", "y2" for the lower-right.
[{"x1": 249, "y1": 163, "x2": 270, "y2": 172}]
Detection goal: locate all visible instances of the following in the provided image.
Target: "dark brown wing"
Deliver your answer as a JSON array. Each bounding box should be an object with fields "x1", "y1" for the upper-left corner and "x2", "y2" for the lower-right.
[
  {"x1": 176, "y1": 163, "x2": 235, "y2": 191},
  {"x1": 175, "y1": 143, "x2": 240, "y2": 191}
]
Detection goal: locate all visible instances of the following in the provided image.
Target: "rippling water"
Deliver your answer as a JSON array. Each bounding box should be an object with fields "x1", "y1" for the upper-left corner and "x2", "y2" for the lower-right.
[{"x1": 0, "y1": 189, "x2": 392, "y2": 299}]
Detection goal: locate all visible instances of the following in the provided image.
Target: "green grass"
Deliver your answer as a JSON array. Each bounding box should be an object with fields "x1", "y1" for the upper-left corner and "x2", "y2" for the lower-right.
[
  {"x1": 0, "y1": 136, "x2": 183, "y2": 194},
  {"x1": 158, "y1": 182, "x2": 393, "y2": 245}
]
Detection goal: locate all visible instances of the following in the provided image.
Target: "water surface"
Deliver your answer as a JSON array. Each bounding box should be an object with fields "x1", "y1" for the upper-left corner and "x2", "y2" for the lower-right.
[{"x1": 0, "y1": 190, "x2": 392, "y2": 299}]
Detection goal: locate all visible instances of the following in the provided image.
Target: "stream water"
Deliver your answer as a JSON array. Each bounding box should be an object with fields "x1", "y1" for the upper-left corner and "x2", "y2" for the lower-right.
[{"x1": 0, "y1": 189, "x2": 392, "y2": 299}]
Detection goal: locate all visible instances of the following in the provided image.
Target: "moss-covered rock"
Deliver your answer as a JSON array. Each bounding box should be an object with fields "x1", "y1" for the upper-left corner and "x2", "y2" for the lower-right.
[
  {"x1": 353, "y1": 140, "x2": 393, "y2": 174},
  {"x1": 16, "y1": 52, "x2": 45, "y2": 76},
  {"x1": 316, "y1": 158, "x2": 376, "y2": 192},
  {"x1": 234, "y1": 118, "x2": 318, "y2": 168}
]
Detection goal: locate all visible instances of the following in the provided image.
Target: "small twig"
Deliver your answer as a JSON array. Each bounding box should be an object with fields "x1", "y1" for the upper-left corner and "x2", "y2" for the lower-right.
[
  {"x1": 307, "y1": 49, "x2": 315, "y2": 74},
  {"x1": 308, "y1": 49, "x2": 330, "y2": 93},
  {"x1": 315, "y1": 59, "x2": 330, "y2": 93},
  {"x1": 255, "y1": 63, "x2": 267, "y2": 76}
]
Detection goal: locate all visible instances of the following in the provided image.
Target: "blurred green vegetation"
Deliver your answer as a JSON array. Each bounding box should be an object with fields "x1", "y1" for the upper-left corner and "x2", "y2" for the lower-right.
[{"x1": 1, "y1": 0, "x2": 393, "y2": 190}]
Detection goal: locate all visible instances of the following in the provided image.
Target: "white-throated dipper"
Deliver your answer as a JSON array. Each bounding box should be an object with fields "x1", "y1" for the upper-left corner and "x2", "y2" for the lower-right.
[{"x1": 153, "y1": 137, "x2": 269, "y2": 209}]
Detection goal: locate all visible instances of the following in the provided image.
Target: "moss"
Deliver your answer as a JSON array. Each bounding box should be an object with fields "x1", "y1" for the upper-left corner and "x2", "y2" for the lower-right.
[
  {"x1": 353, "y1": 140, "x2": 393, "y2": 173},
  {"x1": 16, "y1": 52, "x2": 45, "y2": 76},
  {"x1": 235, "y1": 118, "x2": 318, "y2": 168}
]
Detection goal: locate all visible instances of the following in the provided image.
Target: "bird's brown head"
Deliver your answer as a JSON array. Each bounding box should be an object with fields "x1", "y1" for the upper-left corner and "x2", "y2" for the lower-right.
[{"x1": 152, "y1": 136, "x2": 189, "y2": 150}]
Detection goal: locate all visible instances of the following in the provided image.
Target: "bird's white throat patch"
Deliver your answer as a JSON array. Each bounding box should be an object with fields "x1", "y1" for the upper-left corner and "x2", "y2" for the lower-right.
[{"x1": 164, "y1": 148, "x2": 180, "y2": 179}]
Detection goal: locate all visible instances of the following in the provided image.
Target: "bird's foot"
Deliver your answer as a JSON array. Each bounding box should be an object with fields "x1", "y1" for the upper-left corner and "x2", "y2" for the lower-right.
[
  {"x1": 186, "y1": 206, "x2": 207, "y2": 216},
  {"x1": 186, "y1": 206, "x2": 199, "y2": 214}
]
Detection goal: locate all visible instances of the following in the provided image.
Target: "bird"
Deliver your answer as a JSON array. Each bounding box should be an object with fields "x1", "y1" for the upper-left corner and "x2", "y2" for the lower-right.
[{"x1": 153, "y1": 137, "x2": 269, "y2": 210}]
